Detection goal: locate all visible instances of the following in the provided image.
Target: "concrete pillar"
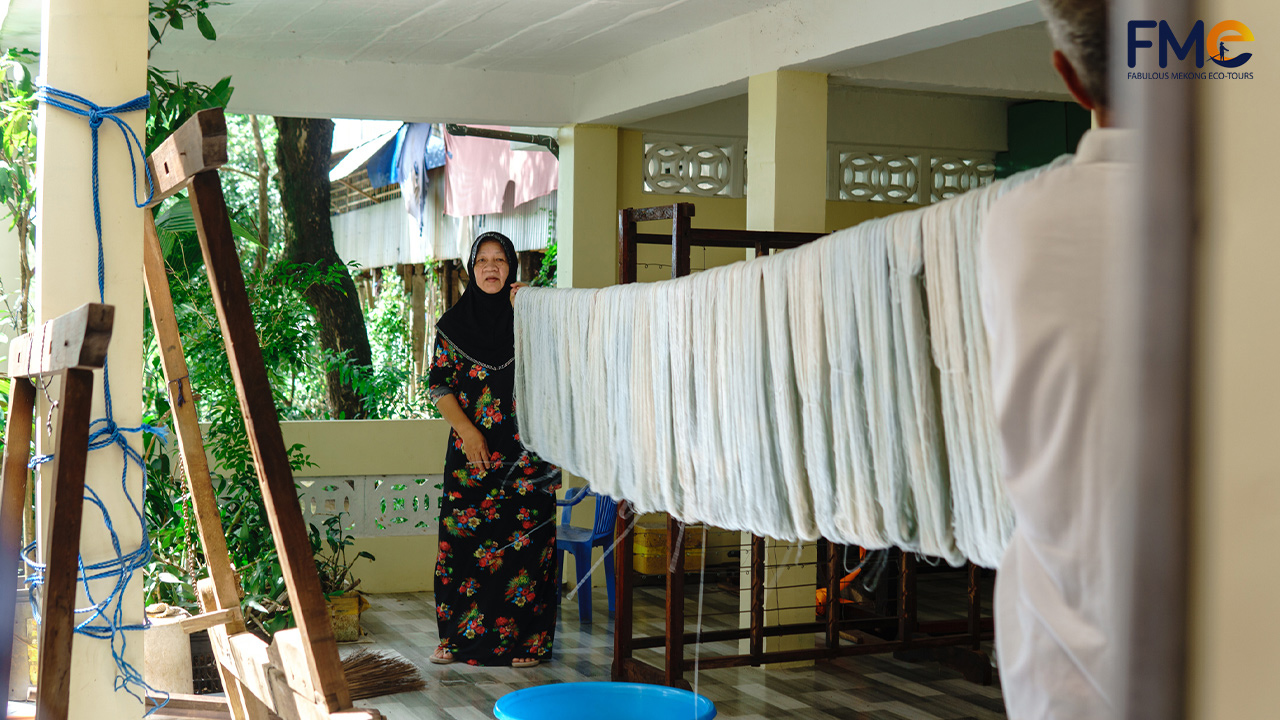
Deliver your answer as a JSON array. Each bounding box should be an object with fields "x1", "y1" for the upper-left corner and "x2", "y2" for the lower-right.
[
  {"x1": 555, "y1": 124, "x2": 618, "y2": 290},
  {"x1": 746, "y1": 71, "x2": 828, "y2": 233},
  {"x1": 35, "y1": 0, "x2": 148, "y2": 717},
  {"x1": 1189, "y1": 1, "x2": 1278, "y2": 717},
  {"x1": 742, "y1": 70, "x2": 828, "y2": 663}
]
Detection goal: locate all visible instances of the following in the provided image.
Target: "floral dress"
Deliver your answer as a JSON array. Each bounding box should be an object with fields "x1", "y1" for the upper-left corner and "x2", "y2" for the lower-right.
[{"x1": 428, "y1": 333, "x2": 561, "y2": 665}]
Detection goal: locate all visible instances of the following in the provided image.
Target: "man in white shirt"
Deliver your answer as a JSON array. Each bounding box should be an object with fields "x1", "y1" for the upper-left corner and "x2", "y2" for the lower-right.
[{"x1": 980, "y1": 1, "x2": 1132, "y2": 718}]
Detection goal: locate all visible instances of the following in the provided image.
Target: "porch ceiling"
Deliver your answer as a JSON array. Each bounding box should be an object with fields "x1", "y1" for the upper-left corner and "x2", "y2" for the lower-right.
[
  {"x1": 161, "y1": 0, "x2": 784, "y2": 73},
  {"x1": 2, "y1": 0, "x2": 1052, "y2": 126}
]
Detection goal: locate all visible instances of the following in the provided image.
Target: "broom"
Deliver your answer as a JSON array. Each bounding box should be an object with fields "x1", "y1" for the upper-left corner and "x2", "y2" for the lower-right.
[{"x1": 342, "y1": 649, "x2": 427, "y2": 700}]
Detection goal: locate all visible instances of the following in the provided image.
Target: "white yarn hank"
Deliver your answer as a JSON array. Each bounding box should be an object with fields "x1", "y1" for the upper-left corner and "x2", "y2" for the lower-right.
[{"x1": 512, "y1": 158, "x2": 1070, "y2": 566}]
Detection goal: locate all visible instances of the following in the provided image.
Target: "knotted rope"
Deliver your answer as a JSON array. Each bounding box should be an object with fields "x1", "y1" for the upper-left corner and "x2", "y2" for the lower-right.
[{"x1": 23, "y1": 85, "x2": 169, "y2": 710}]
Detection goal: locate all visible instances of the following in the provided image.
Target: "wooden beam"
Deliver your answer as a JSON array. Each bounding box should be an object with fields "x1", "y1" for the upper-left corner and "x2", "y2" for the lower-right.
[
  {"x1": 899, "y1": 552, "x2": 917, "y2": 641},
  {"x1": 624, "y1": 206, "x2": 677, "y2": 223},
  {"x1": 187, "y1": 170, "x2": 351, "y2": 713},
  {"x1": 0, "y1": 378, "x2": 36, "y2": 702},
  {"x1": 671, "y1": 204, "x2": 693, "y2": 279},
  {"x1": 826, "y1": 541, "x2": 840, "y2": 650},
  {"x1": 146, "y1": 692, "x2": 233, "y2": 719},
  {"x1": 197, "y1": 581, "x2": 269, "y2": 720},
  {"x1": 179, "y1": 608, "x2": 242, "y2": 635},
  {"x1": 7, "y1": 304, "x2": 113, "y2": 379},
  {"x1": 610, "y1": 502, "x2": 634, "y2": 682},
  {"x1": 34, "y1": 368, "x2": 95, "y2": 720},
  {"x1": 143, "y1": 214, "x2": 246, "y2": 633},
  {"x1": 664, "y1": 516, "x2": 685, "y2": 686},
  {"x1": 145, "y1": 109, "x2": 229, "y2": 209},
  {"x1": 617, "y1": 210, "x2": 637, "y2": 284},
  {"x1": 749, "y1": 535, "x2": 764, "y2": 661}
]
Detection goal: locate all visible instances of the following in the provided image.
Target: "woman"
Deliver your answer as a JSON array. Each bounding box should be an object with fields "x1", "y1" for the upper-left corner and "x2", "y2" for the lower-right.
[{"x1": 427, "y1": 231, "x2": 560, "y2": 668}]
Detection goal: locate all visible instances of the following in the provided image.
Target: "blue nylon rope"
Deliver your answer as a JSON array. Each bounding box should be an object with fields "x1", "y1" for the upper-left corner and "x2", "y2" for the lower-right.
[{"x1": 26, "y1": 84, "x2": 171, "y2": 712}]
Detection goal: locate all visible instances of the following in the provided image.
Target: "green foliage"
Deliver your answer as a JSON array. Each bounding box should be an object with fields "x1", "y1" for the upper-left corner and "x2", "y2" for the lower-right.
[
  {"x1": 0, "y1": 48, "x2": 39, "y2": 333},
  {"x1": 308, "y1": 513, "x2": 375, "y2": 598},
  {"x1": 334, "y1": 271, "x2": 439, "y2": 419},
  {"x1": 142, "y1": 250, "x2": 327, "y2": 635},
  {"x1": 146, "y1": 1, "x2": 233, "y2": 155},
  {"x1": 531, "y1": 210, "x2": 558, "y2": 287},
  {"x1": 0, "y1": 49, "x2": 38, "y2": 214},
  {"x1": 149, "y1": 0, "x2": 225, "y2": 47},
  {"x1": 145, "y1": 71, "x2": 233, "y2": 156}
]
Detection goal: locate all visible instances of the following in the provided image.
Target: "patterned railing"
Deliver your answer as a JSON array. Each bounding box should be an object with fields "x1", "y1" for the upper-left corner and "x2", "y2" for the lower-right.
[
  {"x1": 642, "y1": 134, "x2": 747, "y2": 198},
  {"x1": 297, "y1": 475, "x2": 444, "y2": 537},
  {"x1": 828, "y1": 145, "x2": 996, "y2": 205}
]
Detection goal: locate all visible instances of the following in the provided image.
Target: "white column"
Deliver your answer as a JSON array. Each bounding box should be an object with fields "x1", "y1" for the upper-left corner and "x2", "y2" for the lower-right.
[{"x1": 35, "y1": 1, "x2": 148, "y2": 717}]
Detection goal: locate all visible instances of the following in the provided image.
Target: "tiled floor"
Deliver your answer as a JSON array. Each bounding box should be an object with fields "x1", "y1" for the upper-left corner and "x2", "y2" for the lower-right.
[{"x1": 349, "y1": 576, "x2": 1007, "y2": 720}]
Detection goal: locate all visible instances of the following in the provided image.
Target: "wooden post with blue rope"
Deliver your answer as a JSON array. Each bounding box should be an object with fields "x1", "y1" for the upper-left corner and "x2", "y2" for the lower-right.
[{"x1": 0, "y1": 303, "x2": 113, "y2": 720}]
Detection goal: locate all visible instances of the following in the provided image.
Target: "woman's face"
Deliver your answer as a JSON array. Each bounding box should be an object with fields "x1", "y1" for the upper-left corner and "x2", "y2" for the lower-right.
[{"x1": 473, "y1": 240, "x2": 510, "y2": 295}]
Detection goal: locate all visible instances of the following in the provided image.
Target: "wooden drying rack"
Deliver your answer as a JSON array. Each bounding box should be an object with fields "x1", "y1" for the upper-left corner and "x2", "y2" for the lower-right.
[
  {"x1": 1, "y1": 108, "x2": 383, "y2": 720},
  {"x1": 609, "y1": 202, "x2": 994, "y2": 690},
  {"x1": 141, "y1": 109, "x2": 381, "y2": 719}
]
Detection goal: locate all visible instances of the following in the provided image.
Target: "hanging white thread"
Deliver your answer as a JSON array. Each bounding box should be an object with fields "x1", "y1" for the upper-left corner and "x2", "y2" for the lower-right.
[{"x1": 511, "y1": 159, "x2": 1069, "y2": 566}]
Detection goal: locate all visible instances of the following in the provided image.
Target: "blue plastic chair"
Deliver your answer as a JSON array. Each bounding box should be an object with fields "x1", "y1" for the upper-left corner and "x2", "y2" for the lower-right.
[{"x1": 555, "y1": 486, "x2": 617, "y2": 622}]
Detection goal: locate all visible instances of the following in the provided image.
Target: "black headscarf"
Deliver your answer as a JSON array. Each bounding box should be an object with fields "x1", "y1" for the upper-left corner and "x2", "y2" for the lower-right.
[{"x1": 435, "y1": 231, "x2": 518, "y2": 369}]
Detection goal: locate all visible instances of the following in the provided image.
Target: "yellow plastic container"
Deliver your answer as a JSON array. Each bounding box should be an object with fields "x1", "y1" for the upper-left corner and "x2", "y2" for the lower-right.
[
  {"x1": 632, "y1": 521, "x2": 707, "y2": 574},
  {"x1": 326, "y1": 592, "x2": 370, "y2": 643},
  {"x1": 634, "y1": 548, "x2": 705, "y2": 575}
]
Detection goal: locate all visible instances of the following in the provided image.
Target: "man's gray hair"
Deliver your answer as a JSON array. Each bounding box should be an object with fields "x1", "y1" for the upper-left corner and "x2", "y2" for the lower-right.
[{"x1": 1039, "y1": 0, "x2": 1110, "y2": 109}]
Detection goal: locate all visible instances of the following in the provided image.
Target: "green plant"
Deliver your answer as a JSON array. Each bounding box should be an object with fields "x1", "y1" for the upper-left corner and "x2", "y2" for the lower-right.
[
  {"x1": 531, "y1": 210, "x2": 557, "y2": 287},
  {"x1": 146, "y1": 0, "x2": 233, "y2": 156},
  {"x1": 142, "y1": 252, "x2": 331, "y2": 636},
  {"x1": 0, "y1": 48, "x2": 39, "y2": 333},
  {"x1": 336, "y1": 271, "x2": 439, "y2": 420},
  {"x1": 308, "y1": 513, "x2": 375, "y2": 597}
]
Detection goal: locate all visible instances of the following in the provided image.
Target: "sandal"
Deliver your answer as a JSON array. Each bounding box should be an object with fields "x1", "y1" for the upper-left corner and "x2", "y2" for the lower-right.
[
  {"x1": 511, "y1": 657, "x2": 541, "y2": 668},
  {"x1": 429, "y1": 648, "x2": 456, "y2": 665}
]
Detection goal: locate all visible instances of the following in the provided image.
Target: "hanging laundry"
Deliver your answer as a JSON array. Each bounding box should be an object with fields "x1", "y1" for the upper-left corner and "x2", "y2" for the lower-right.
[
  {"x1": 392, "y1": 123, "x2": 447, "y2": 232},
  {"x1": 442, "y1": 126, "x2": 558, "y2": 218}
]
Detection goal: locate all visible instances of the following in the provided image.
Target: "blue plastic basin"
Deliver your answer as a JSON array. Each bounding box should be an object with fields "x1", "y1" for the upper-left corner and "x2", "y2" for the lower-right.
[{"x1": 493, "y1": 681, "x2": 717, "y2": 720}]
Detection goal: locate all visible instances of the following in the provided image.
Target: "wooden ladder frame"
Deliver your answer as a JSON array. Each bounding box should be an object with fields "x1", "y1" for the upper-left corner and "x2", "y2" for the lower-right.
[
  {"x1": 0, "y1": 303, "x2": 114, "y2": 720},
  {"x1": 137, "y1": 108, "x2": 380, "y2": 720}
]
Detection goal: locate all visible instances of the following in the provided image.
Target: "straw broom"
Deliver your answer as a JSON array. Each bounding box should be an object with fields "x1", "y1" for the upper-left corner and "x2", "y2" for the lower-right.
[{"x1": 342, "y1": 649, "x2": 427, "y2": 700}]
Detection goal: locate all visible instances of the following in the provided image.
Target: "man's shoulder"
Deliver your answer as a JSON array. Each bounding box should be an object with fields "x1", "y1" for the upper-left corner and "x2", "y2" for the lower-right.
[{"x1": 987, "y1": 158, "x2": 1118, "y2": 233}]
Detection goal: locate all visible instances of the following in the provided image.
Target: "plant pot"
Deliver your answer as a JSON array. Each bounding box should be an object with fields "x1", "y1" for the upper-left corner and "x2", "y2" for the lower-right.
[{"x1": 326, "y1": 591, "x2": 370, "y2": 643}]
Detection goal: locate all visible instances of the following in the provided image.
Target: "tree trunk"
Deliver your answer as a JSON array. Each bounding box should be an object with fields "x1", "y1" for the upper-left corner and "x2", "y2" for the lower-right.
[
  {"x1": 274, "y1": 116, "x2": 372, "y2": 419},
  {"x1": 249, "y1": 115, "x2": 271, "y2": 273}
]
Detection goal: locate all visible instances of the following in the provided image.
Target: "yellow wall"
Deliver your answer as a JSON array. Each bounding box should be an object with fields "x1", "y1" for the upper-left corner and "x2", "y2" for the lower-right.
[
  {"x1": 1188, "y1": 0, "x2": 1280, "y2": 716},
  {"x1": 825, "y1": 199, "x2": 917, "y2": 233},
  {"x1": 617, "y1": 129, "x2": 751, "y2": 282},
  {"x1": 283, "y1": 420, "x2": 448, "y2": 594},
  {"x1": 269, "y1": 420, "x2": 611, "y2": 595},
  {"x1": 556, "y1": 124, "x2": 619, "y2": 289}
]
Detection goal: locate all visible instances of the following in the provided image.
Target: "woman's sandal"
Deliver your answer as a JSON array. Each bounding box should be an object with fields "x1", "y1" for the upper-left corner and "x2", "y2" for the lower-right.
[
  {"x1": 511, "y1": 657, "x2": 541, "y2": 669},
  {"x1": 429, "y1": 648, "x2": 456, "y2": 665}
]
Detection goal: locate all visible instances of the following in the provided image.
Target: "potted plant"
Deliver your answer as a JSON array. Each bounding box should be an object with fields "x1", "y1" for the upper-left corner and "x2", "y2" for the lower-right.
[{"x1": 309, "y1": 512, "x2": 375, "y2": 642}]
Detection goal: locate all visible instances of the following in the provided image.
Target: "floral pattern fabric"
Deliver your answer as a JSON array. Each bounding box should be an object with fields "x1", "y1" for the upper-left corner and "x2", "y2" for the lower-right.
[{"x1": 428, "y1": 333, "x2": 560, "y2": 665}]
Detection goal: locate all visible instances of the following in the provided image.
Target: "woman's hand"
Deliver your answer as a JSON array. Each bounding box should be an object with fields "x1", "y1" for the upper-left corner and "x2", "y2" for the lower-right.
[
  {"x1": 460, "y1": 426, "x2": 493, "y2": 471},
  {"x1": 510, "y1": 282, "x2": 529, "y2": 305},
  {"x1": 434, "y1": 393, "x2": 493, "y2": 471}
]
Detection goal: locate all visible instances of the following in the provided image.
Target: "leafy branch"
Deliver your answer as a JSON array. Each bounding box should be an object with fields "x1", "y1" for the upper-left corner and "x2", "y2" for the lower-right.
[{"x1": 148, "y1": 0, "x2": 225, "y2": 53}]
